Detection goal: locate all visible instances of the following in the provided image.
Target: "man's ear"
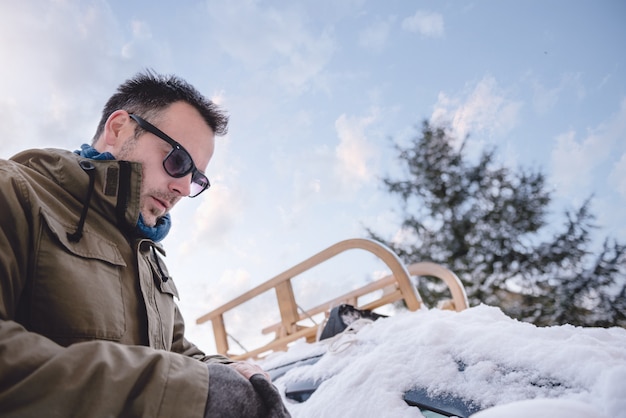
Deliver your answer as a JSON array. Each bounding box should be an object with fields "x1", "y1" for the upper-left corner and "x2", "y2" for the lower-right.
[{"x1": 103, "y1": 110, "x2": 133, "y2": 147}]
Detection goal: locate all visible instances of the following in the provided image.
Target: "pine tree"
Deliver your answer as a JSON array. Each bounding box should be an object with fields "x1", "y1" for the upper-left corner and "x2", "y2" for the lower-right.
[{"x1": 368, "y1": 120, "x2": 626, "y2": 327}]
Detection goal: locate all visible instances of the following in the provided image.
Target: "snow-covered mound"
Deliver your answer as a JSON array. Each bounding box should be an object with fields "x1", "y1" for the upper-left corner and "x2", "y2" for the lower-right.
[{"x1": 259, "y1": 305, "x2": 626, "y2": 417}]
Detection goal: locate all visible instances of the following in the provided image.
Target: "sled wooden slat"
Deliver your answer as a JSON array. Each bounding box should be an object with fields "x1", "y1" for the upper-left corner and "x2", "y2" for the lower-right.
[
  {"x1": 407, "y1": 262, "x2": 469, "y2": 311},
  {"x1": 275, "y1": 280, "x2": 300, "y2": 335},
  {"x1": 260, "y1": 274, "x2": 399, "y2": 336},
  {"x1": 211, "y1": 314, "x2": 228, "y2": 355},
  {"x1": 260, "y1": 264, "x2": 468, "y2": 338},
  {"x1": 231, "y1": 325, "x2": 319, "y2": 361}
]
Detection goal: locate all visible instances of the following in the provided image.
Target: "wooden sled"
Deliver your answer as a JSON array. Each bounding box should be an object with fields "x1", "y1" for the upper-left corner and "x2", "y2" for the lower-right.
[{"x1": 196, "y1": 238, "x2": 469, "y2": 360}]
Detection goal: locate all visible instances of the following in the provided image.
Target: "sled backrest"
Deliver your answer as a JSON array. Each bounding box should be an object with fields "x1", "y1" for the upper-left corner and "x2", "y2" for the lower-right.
[{"x1": 196, "y1": 238, "x2": 468, "y2": 360}]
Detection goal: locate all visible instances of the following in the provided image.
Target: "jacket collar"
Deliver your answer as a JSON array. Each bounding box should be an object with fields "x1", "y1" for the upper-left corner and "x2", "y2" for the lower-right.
[{"x1": 11, "y1": 148, "x2": 142, "y2": 236}]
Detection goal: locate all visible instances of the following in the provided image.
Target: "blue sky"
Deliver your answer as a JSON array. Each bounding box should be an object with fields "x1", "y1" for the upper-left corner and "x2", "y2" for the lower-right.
[{"x1": 1, "y1": 1, "x2": 625, "y2": 352}]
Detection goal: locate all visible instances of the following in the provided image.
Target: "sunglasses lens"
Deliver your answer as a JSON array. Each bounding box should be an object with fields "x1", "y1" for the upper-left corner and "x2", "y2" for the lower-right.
[
  {"x1": 164, "y1": 149, "x2": 193, "y2": 177},
  {"x1": 189, "y1": 172, "x2": 210, "y2": 198}
]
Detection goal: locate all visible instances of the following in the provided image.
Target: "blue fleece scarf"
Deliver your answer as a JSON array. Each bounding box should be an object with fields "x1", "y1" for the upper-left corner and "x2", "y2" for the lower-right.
[{"x1": 75, "y1": 144, "x2": 172, "y2": 242}]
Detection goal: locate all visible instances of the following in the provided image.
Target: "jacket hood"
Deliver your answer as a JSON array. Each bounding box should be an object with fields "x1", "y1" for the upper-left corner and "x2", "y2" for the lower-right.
[{"x1": 10, "y1": 148, "x2": 143, "y2": 237}]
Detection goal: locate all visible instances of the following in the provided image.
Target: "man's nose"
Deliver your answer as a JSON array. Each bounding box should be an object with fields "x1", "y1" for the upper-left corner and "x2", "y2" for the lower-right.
[{"x1": 169, "y1": 173, "x2": 192, "y2": 197}]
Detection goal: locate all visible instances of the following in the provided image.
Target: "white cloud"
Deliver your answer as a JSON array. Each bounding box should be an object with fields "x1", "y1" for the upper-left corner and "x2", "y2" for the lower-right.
[
  {"x1": 121, "y1": 20, "x2": 156, "y2": 59},
  {"x1": 274, "y1": 29, "x2": 335, "y2": 94},
  {"x1": 611, "y1": 153, "x2": 626, "y2": 199},
  {"x1": 203, "y1": 3, "x2": 335, "y2": 95},
  {"x1": 334, "y1": 110, "x2": 378, "y2": 188},
  {"x1": 551, "y1": 98, "x2": 626, "y2": 200},
  {"x1": 530, "y1": 72, "x2": 586, "y2": 115},
  {"x1": 0, "y1": 98, "x2": 22, "y2": 157},
  {"x1": 431, "y1": 76, "x2": 523, "y2": 146},
  {"x1": 210, "y1": 90, "x2": 228, "y2": 107},
  {"x1": 529, "y1": 79, "x2": 560, "y2": 115},
  {"x1": 274, "y1": 170, "x2": 326, "y2": 228},
  {"x1": 188, "y1": 183, "x2": 244, "y2": 248},
  {"x1": 359, "y1": 18, "x2": 394, "y2": 52},
  {"x1": 309, "y1": 179, "x2": 322, "y2": 194},
  {"x1": 551, "y1": 130, "x2": 598, "y2": 195},
  {"x1": 0, "y1": 1, "x2": 158, "y2": 154},
  {"x1": 401, "y1": 10, "x2": 444, "y2": 38},
  {"x1": 210, "y1": 268, "x2": 253, "y2": 303},
  {"x1": 550, "y1": 99, "x2": 626, "y2": 243},
  {"x1": 606, "y1": 102, "x2": 626, "y2": 194}
]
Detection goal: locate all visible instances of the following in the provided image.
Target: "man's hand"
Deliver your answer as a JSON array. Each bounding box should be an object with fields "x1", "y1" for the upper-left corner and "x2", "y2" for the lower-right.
[{"x1": 229, "y1": 361, "x2": 271, "y2": 381}]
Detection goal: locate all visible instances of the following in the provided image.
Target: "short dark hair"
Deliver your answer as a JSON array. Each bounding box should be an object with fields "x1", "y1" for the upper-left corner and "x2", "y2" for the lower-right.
[{"x1": 92, "y1": 69, "x2": 229, "y2": 143}]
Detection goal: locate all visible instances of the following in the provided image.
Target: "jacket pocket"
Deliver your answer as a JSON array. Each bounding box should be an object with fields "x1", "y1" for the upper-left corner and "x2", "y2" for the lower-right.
[{"x1": 30, "y1": 209, "x2": 128, "y2": 343}]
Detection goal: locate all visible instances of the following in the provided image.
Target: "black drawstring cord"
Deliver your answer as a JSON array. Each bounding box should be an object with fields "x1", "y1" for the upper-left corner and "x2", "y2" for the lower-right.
[
  {"x1": 67, "y1": 160, "x2": 97, "y2": 243},
  {"x1": 151, "y1": 246, "x2": 170, "y2": 282}
]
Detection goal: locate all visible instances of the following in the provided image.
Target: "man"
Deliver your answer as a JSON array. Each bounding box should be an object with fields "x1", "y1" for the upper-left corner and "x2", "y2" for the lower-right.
[{"x1": 0, "y1": 71, "x2": 290, "y2": 417}]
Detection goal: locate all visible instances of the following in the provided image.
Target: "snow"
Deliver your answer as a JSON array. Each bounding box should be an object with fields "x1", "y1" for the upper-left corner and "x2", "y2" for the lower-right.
[
  {"x1": 471, "y1": 398, "x2": 607, "y2": 418},
  {"x1": 257, "y1": 305, "x2": 626, "y2": 417}
]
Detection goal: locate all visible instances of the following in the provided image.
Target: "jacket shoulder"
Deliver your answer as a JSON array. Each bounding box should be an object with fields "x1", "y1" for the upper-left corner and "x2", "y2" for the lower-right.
[{"x1": 10, "y1": 148, "x2": 78, "y2": 170}]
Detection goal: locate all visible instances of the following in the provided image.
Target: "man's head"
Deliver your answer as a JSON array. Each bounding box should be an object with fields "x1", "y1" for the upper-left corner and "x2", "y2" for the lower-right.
[{"x1": 92, "y1": 70, "x2": 229, "y2": 227}]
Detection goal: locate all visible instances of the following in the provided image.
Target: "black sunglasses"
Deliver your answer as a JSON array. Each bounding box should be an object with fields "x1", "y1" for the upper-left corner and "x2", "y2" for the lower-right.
[{"x1": 129, "y1": 114, "x2": 210, "y2": 197}]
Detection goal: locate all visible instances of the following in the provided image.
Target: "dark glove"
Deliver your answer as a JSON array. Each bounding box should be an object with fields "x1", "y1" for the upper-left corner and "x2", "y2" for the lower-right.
[
  {"x1": 250, "y1": 374, "x2": 291, "y2": 418},
  {"x1": 204, "y1": 364, "x2": 291, "y2": 418}
]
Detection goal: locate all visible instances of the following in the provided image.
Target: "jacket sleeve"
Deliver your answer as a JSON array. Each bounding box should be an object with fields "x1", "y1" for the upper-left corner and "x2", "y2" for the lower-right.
[
  {"x1": 171, "y1": 303, "x2": 234, "y2": 365},
  {"x1": 0, "y1": 164, "x2": 209, "y2": 418}
]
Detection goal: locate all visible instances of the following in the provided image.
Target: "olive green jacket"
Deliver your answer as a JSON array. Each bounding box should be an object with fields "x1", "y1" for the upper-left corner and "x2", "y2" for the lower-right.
[{"x1": 0, "y1": 148, "x2": 226, "y2": 417}]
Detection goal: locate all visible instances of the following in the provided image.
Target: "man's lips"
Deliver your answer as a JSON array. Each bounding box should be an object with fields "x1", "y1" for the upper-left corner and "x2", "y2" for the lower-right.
[{"x1": 152, "y1": 196, "x2": 170, "y2": 211}]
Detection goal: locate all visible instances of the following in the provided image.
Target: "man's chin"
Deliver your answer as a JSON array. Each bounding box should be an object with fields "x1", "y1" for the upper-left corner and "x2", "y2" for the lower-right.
[{"x1": 141, "y1": 212, "x2": 160, "y2": 228}]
